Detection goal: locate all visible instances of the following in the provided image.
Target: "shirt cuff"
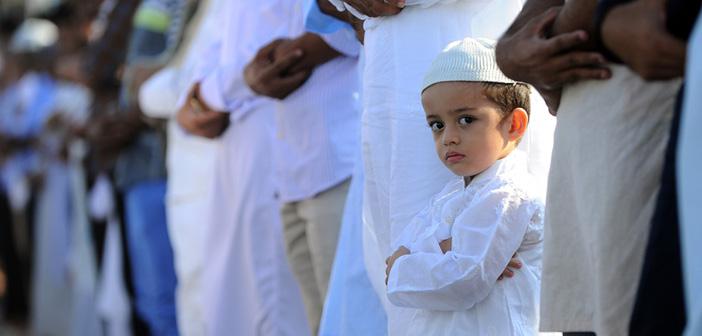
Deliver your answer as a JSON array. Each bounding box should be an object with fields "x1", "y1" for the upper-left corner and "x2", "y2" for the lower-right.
[
  {"x1": 304, "y1": 0, "x2": 351, "y2": 34},
  {"x1": 199, "y1": 72, "x2": 229, "y2": 112},
  {"x1": 320, "y1": 29, "x2": 361, "y2": 57}
]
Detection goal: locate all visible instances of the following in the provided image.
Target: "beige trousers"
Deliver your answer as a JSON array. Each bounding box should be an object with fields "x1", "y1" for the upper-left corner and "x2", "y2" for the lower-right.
[{"x1": 280, "y1": 179, "x2": 351, "y2": 335}]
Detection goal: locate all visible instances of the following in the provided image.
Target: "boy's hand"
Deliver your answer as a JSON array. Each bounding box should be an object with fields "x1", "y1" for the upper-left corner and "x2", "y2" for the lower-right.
[
  {"x1": 439, "y1": 238, "x2": 452, "y2": 254},
  {"x1": 385, "y1": 246, "x2": 410, "y2": 285},
  {"x1": 498, "y1": 254, "x2": 523, "y2": 280}
]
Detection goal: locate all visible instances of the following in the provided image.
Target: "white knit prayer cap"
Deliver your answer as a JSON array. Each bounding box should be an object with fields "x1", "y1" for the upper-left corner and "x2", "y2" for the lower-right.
[{"x1": 422, "y1": 38, "x2": 517, "y2": 93}]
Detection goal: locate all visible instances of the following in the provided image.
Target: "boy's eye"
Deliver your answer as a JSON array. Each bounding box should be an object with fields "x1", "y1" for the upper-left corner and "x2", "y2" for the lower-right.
[
  {"x1": 458, "y1": 116, "x2": 475, "y2": 125},
  {"x1": 429, "y1": 121, "x2": 444, "y2": 132}
]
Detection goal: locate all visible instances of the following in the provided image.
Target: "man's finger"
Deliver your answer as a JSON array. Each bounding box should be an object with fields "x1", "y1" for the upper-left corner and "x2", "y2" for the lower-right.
[
  {"x1": 370, "y1": 0, "x2": 404, "y2": 15},
  {"x1": 266, "y1": 49, "x2": 305, "y2": 78},
  {"x1": 255, "y1": 38, "x2": 287, "y2": 61},
  {"x1": 502, "y1": 269, "x2": 515, "y2": 278},
  {"x1": 552, "y1": 67, "x2": 611, "y2": 87},
  {"x1": 272, "y1": 70, "x2": 311, "y2": 99},
  {"x1": 529, "y1": 6, "x2": 561, "y2": 36},
  {"x1": 382, "y1": 0, "x2": 405, "y2": 8},
  {"x1": 550, "y1": 52, "x2": 607, "y2": 72},
  {"x1": 545, "y1": 30, "x2": 589, "y2": 55}
]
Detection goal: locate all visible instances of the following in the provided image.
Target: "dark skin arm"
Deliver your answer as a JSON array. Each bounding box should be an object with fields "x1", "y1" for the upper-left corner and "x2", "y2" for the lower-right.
[
  {"x1": 272, "y1": 33, "x2": 342, "y2": 74},
  {"x1": 601, "y1": 0, "x2": 686, "y2": 80},
  {"x1": 496, "y1": 0, "x2": 610, "y2": 115},
  {"x1": 176, "y1": 83, "x2": 230, "y2": 139}
]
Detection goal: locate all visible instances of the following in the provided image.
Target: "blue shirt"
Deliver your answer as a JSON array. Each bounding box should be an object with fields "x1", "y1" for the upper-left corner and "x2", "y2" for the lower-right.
[{"x1": 303, "y1": 0, "x2": 351, "y2": 34}]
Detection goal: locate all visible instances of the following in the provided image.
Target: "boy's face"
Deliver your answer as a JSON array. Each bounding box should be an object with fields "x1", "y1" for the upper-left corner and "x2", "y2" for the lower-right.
[{"x1": 421, "y1": 81, "x2": 516, "y2": 178}]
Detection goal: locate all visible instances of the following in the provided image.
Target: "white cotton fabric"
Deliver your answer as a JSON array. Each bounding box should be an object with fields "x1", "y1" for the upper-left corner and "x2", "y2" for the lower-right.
[
  {"x1": 137, "y1": 0, "x2": 224, "y2": 334},
  {"x1": 352, "y1": 1, "x2": 555, "y2": 334},
  {"x1": 422, "y1": 38, "x2": 516, "y2": 92},
  {"x1": 679, "y1": 11, "x2": 702, "y2": 336},
  {"x1": 387, "y1": 152, "x2": 543, "y2": 336},
  {"x1": 183, "y1": 1, "x2": 342, "y2": 334},
  {"x1": 91, "y1": 174, "x2": 131, "y2": 336},
  {"x1": 197, "y1": 0, "x2": 360, "y2": 203},
  {"x1": 540, "y1": 65, "x2": 681, "y2": 334}
]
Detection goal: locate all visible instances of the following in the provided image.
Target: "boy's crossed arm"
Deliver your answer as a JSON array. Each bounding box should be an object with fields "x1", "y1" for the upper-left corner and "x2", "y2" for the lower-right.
[{"x1": 385, "y1": 240, "x2": 522, "y2": 285}]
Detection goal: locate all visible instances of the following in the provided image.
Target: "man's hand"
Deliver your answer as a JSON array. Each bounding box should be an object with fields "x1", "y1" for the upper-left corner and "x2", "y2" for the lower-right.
[
  {"x1": 342, "y1": 0, "x2": 404, "y2": 18},
  {"x1": 601, "y1": 0, "x2": 686, "y2": 80},
  {"x1": 385, "y1": 246, "x2": 410, "y2": 285},
  {"x1": 272, "y1": 33, "x2": 341, "y2": 75},
  {"x1": 244, "y1": 39, "x2": 311, "y2": 100},
  {"x1": 176, "y1": 83, "x2": 229, "y2": 139},
  {"x1": 498, "y1": 254, "x2": 523, "y2": 281},
  {"x1": 496, "y1": 7, "x2": 610, "y2": 113}
]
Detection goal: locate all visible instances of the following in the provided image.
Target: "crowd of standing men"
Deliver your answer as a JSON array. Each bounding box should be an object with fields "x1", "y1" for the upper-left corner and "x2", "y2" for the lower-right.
[{"x1": 0, "y1": 0, "x2": 701, "y2": 335}]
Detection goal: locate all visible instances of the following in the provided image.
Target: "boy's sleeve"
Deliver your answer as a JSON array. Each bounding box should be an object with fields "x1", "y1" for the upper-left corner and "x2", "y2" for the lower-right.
[{"x1": 386, "y1": 186, "x2": 538, "y2": 311}]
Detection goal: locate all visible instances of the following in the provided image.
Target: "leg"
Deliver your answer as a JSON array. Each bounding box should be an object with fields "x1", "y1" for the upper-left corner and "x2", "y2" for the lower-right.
[
  {"x1": 281, "y1": 201, "x2": 322, "y2": 334},
  {"x1": 123, "y1": 180, "x2": 178, "y2": 336},
  {"x1": 298, "y1": 179, "x2": 351, "y2": 330}
]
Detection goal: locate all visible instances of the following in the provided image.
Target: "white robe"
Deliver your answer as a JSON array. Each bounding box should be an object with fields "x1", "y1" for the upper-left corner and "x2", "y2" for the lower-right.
[
  {"x1": 354, "y1": 1, "x2": 556, "y2": 334},
  {"x1": 202, "y1": 107, "x2": 309, "y2": 336},
  {"x1": 387, "y1": 152, "x2": 544, "y2": 336},
  {"x1": 137, "y1": 1, "x2": 224, "y2": 333}
]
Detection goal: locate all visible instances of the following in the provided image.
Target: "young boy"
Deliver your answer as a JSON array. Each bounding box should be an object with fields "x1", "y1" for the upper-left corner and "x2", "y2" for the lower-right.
[{"x1": 385, "y1": 38, "x2": 544, "y2": 335}]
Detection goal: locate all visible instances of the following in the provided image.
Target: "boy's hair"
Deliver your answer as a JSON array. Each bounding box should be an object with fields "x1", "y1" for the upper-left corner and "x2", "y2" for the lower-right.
[{"x1": 481, "y1": 82, "x2": 531, "y2": 118}]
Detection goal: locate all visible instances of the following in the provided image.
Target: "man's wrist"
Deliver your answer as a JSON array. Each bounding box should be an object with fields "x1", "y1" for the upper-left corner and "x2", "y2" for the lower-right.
[{"x1": 593, "y1": 0, "x2": 626, "y2": 63}]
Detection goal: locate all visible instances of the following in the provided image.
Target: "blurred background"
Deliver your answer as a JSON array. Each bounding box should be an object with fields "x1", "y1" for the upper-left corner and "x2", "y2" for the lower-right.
[{"x1": 0, "y1": 0, "x2": 197, "y2": 334}]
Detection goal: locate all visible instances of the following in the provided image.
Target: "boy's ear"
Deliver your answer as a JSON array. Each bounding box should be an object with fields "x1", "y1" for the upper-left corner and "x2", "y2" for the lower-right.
[{"x1": 508, "y1": 108, "x2": 528, "y2": 141}]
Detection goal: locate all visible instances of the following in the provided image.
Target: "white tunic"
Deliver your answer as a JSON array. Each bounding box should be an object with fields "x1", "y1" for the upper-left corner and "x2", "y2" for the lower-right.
[
  {"x1": 197, "y1": 0, "x2": 360, "y2": 203},
  {"x1": 186, "y1": 0, "x2": 361, "y2": 334},
  {"x1": 342, "y1": 1, "x2": 554, "y2": 334},
  {"x1": 541, "y1": 66, "x2": 681, "y2": 334},
  {"x1": 138, "y1": 0, "x2": 220, "y2": 333},
  {"x1": 387, "y1": 152, "x2": 543, "y2": 336}
]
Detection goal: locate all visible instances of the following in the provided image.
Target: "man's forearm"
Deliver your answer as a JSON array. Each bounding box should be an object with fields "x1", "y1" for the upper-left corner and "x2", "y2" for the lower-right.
[{"x1": 504, "y1": 0, "x2": 564, "y2": 36}]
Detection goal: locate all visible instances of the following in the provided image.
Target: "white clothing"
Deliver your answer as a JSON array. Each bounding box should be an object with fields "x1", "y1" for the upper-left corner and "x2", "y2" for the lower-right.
[
  {"x1": 181, "y1": 1, "x2": 323, "y2": 334},
  {"x1": 138, "y1": 1, "x2": 222, "y2": 333},
  {"x1": 353, "y1": 1, "x2": 553, "y2": 334},
  {"x1": 679, "y1": 11, "x2": 702, "y2": 336},
  {"x1": 540, "y1": 65, "x2": 681, "y2": 334},
  {"x1": 202, "y1": 109, "x2": 310, "y2": 336},
  {"x1": 197, "y1": 0, "x2": 360, "y2": 202},
  {"x1": 388, "y1": 152, "x2": 543, "y2": 336}
]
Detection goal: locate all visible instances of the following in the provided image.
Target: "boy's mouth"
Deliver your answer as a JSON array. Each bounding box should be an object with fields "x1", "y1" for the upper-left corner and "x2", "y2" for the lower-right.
[{"x1": 445, "y1": 151, "x2": 465, "y2": 164}]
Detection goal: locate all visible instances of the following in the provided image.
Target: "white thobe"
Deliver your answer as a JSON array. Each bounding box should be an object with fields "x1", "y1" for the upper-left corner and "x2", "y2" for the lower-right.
[
  {"x1": 197, "y1": 0, "x2": 360, "y2": 203},
  {"x1": 180, "y1": 0, "x2": 361, "y2": 334},
  {"x1": 138, "y1": 0, "x2": 221, "y2": 334},
  {"x1": 325, "y1": 1, "x2": 551, "y2": 334},
  {"x1": 387, "y1": 152, "x2": 543, "y2": 336},
  {"x1": 679, "y1": 11, "x2": 702, "y2": 336}
]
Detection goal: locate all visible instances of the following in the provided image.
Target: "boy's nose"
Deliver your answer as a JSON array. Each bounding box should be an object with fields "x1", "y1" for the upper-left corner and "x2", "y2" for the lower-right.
[{"x1": 442, "y1": 127, "x2": 460, "y2": 146}]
